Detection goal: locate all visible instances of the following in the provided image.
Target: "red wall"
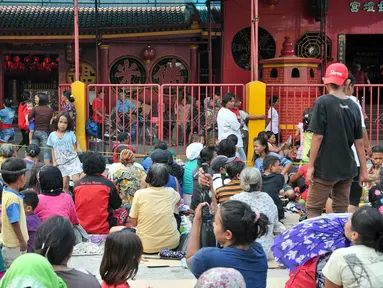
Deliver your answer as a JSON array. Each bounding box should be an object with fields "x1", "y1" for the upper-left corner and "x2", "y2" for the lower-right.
[{"x1": 223, "y1": 0, "x2": 383, "y2": 84}]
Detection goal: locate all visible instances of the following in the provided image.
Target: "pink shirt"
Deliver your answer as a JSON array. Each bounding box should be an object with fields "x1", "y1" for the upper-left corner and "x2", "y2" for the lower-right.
[{"x1": 35, "y1": 193, "x2": 80, "y2": 224}]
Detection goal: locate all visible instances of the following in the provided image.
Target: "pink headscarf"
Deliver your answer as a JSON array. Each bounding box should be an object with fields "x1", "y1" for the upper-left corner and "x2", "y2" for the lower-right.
[{"x1": 195, "y1": 268, "x2": 246, "y2": 288}]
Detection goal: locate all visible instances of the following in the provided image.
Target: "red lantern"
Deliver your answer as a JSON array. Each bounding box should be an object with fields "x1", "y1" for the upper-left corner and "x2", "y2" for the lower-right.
[
  {"x1": 4, "y1": 55, "x2": 10, "y2": 62},
  {"x1": 56, "y1": 57, "x2": 60, "y2": 63},
  {"x1": 33, "y1": 56, "x2": 39, "y2": 63},
  {"x1": 44, "y1": 57, "x2": 50, "y2": 63},
  {"x1": 7, "y1": 61, "x2": 11, "y2": 68},
  {"x1": 24, "y1": 56, "x2": 30, "y2": 63},
  {"x1": 13, "y1": 56, "x2": 20, "y2": 62},
  {"x1": 141, "y1": 46, "x2": 156, "y2": 64}
]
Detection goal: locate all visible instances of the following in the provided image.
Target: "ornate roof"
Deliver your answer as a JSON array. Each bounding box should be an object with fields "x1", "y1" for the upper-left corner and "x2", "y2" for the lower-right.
[{"x1": 0, "y1": 6, "x2": 192, "y2": 35}]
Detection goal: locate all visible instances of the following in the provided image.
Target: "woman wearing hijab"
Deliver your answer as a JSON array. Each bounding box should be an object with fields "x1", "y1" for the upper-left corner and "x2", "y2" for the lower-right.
[
  {"x1": 112, "y1": 149, "x2": 146, "y2": 210},
  {"x1": 0, "y1": 253, "x2": 67, "y2": 288}
]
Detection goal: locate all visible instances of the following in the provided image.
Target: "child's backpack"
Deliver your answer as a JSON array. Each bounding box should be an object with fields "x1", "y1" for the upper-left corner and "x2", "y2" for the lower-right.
[{"x1": 285, "y1": 256, "x2": 320, "y2": 288}]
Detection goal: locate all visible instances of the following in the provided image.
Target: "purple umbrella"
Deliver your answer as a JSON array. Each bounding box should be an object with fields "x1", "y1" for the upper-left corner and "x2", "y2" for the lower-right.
[{"x1": 272, "y1": 213, "x2": 351, "y2": 270}]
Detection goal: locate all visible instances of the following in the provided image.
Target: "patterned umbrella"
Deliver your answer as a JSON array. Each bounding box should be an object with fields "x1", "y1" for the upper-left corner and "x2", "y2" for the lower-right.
[{"x1": 272, "y1": 213, "x2": 351, "y2": 270}]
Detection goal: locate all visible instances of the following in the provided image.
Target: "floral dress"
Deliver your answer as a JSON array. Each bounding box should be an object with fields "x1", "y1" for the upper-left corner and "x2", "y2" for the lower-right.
[
  {"x1": 231, "y1": 191, "x2": 286, "y2": 257},
  {"x1": 62, "y1": 102, "x2": 77, "y2": 131},
  {"x1": 113, "y1": 165, "x2": 146, "y2": 211}
]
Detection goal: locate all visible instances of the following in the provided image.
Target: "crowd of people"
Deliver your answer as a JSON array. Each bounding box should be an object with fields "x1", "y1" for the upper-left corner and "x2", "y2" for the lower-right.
[{"x1": 0, "y1": 63, "x2": 382, "y2": 288}]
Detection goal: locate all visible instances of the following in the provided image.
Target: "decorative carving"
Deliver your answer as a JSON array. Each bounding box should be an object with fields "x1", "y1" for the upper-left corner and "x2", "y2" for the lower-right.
[
  {"x1": 141, "y1": 46, "x2": 156, "y2": 64},
  {"x1": 281, "y1": 36, "x2": 295, "y2": 57}
]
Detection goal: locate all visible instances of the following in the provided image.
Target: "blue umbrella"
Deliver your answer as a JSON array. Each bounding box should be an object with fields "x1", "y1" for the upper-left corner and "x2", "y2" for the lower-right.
[{"x1": 272, "y1": 213, "x2": 351, "y2": 270}]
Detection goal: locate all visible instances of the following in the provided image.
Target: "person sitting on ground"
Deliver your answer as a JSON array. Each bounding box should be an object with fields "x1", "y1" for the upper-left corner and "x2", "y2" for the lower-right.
[
  {"x1": 217, "y1": 138, "x2": 242, "y2": 162},
  {"x1": 187, "y1": 200, "x2": 269, "y2": 288},
  {"x1": 261, "y1": 155, "x2": 286, "y2": 220},
  {"x1": 22, "y1": 144, "x2": 40, "y2": 184},
  {"x1": 231, "y1": 167, "x2": 285, "y2": 258},
  {"x1": 130, "y1": 163, "x2": 181, "y2": 253},
  {"x1": 253, "y1": 137, "x2": 292, "y2": 175},
  {"x1": 20, "y1": 190, "x2": 40, "y2": 253},
  {"x1": 368, "y1": 167, "x2": 383, "y2": 214},
  {"x1": 24, "y1": 162, "x2": 44, "y2": 193},
  {"x1": 141, "y1": 140, "x2": 176, "y2": 172},
  {"x1": 0, "y1": 253, "x2": 66, "y2": 287},
  {"x1": 0, "y1": 144, "x2": 17, "y2": 165},
  {"x1": 112, "y1": 149, "x2": 146, "y2": 211},
  {"x1": 366, "y1": 145, "x2": 383, "y2": 189},
  {"x1": 183, "y1": 134, "x2": 204, "y2": 204},
  {"x1": 73, "y1": 152, "x2": 122, "y2": 234},
  {"x1": 195, "y1": 268, "x2": 246, "y2": 288},
  {"x1": 100, "y1": 230, "x2": 143, "y2": 288},
  {"x1": 34, "y1": 166, "x2": 79, "y2": 226},
  {"x1": 111, "y1": 132, "x2": 136, "y2": 163},
  {"x1": 214, "y1": 161, "x2": 245, "y2": 204},
  {"x1": 108, "y1": 145, "x2": 144, "y2": 181},
  {"x1": 190, "y1": 146, "x2": 217, "y2": 211},
  {"x1": 323, "y1": 207, "x2": 383, "y2": 288},
  {"x1": 35, "y1": 216, "x2": 100, "y2": 288}
]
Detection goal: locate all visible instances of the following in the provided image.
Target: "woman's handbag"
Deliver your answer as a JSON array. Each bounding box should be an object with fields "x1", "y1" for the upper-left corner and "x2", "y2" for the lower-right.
[{"x1": 85, "y1": 118, "x2": 98, "y2": 137}]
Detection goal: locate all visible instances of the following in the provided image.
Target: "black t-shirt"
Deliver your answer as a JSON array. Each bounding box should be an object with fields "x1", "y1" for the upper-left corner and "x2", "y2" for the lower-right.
[
  {"x1": 262, "y1": 173, "x2": 285, "y2": 220},
  {"x1": 308, "y1": 94, "x2": 363, "y2": 181}
]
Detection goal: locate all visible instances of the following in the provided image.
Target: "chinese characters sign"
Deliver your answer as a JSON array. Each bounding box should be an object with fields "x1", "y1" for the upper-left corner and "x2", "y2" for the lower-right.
[
  {"x1": 151, "y1": 57, "x2": 189, "y2": 85},
  {"x1": 109, "y1": 56, "x2": 147, "y2": 85},
  {"x1": 337, "y1": 34, "x2": 346, "y2": 64},
  {"x1": 349, "y1": 1, "x2": 383, "y2": 12}
]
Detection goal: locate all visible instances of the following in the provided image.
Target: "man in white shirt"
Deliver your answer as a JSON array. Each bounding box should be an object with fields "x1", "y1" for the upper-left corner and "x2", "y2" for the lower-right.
[
  {"x1": 266, "y1": 96, "x2": 280, "y2": 143},
  {"x1": 217, "y1": 93, "x2": 246, "y2": 161},
  {"x1": 345, "y1": 73, "x2": 371, "y2": 212}
]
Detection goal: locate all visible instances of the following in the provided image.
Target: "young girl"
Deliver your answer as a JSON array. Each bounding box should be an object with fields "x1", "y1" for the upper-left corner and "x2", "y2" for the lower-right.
[
  {"x1": 300, "y1": 108, "x2": 313, "y2": 163},
  {"x1": 366, "y1": 146, "x2": 383, "y2": 189},
  {"x1": 100, "y1": 230, "x2": 143, "y2": 288},
  {"x1": 0, "y1": 99, "x2": 15, "y2": 143},
  {"x1": 25, "y1": 100, "x2": 35, "y2": 144},
  {"x1": 253, "y1": 137, "x2": 292, "y2": 175},
  {"x1": 47, "y1": 112, "x2": 82, "y2": 193}
]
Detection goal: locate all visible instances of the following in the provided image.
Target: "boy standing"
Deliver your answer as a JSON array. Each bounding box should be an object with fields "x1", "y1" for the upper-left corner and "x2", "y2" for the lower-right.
[
  {"x1": 306, "y1": 63, "x2": 368, "y2": 218},
  {"x1": 20, "y1": 190, "x2": 40, "y2": 253},
  {"x1": 1, "y1": 158, "x2": 29, "y2": 267}
]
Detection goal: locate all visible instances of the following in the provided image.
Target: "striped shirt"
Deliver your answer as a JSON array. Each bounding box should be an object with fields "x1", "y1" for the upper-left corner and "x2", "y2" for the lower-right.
[{"x1": 215, "y1": 180, "x2": 243, "y2": 204}]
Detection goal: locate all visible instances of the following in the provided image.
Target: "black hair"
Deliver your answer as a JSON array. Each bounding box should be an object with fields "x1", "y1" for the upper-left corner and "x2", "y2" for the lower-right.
[
  {"x1": 54, "y1": 112, "x2": 74, "y2": 132},
  {"x1": 263, "y1": 155, "x2": 280, "y2": 172},
  {"x1": 220, "y1": 200, "x2": 269, "y2": 245},
  {"x1": 82, "y1": 151, "x2": 106, "y2": 175},
  {"x1": 221, "y1": 93, "x2": 235, "y2": 107},
  {"x1": 116, "y1": 145, "x2": 130, "y2": 155},
  {"x1": 26, "y1": 162, "x2": 44, "y2": 193},
  {"x1": 37, "y1": 93, "x2": 49, "y2": 106},
  {"x1": 26, "y1": 144, "x2": 40, "y2": 158},
  {"x1": 198, "y1": 146, "x2": 216, "y2": 166},
  {"x1": 302, "y1": 108, "x2": 313, "y2": 131},
  {"x1": 21, "y1": 92, "x2": 30, "y2": 104},
  {"x1": 189, "y1": 133, "x2": 200, "y2": 145},
  {"x1": 218, "y1": 139, "x2": 236, "y2": 158},
  {"x1": 38, "y1": 166, "x2": 63, "y2": 195},
  {"x1": 347, "y1": 72, "x2": 356, "y2": 85},
  {"x1": 154, "y1": 140, "x2": 168, "y2": 150},
  {"x1": 63, "y1": 90, "x2": 75, "y2": 103},
  {"x1": 371, "y1": 146, "x2": 383, "y2": 153},
  {"x1": 98, "y1": 89, "x2": 104, "y2": 95},
  {"x1": 3, "y1": 99, "x2": 13, "y2": 108},
  {"x1": 35, "y1": 216, "x2": 76, "y2": 265},
  {"x1": 257, "y1": 131, "x2": 269, "y2": 140},
  {"x1": 268, "y1": 96, "x2": 278, "y2": 105},
  {"x1": 350, "y1": 207, "x2": 383, "y2": 252},
  {"x1": 100, "y1": 230, "x2": 143, "y2": 286},
  {"x1": 26, "y1": 100, "x2": 33, "y2": 106},
  {"x1": 227, "y1": 134, "x2": 238, "y2": 146},
  {"x1": 1, "y1": 158, "x2": 26, "y2": 184},
  {"x1": 253, "y1": 137, "x2": 269, "y2": 155},
  {"x1": 118, "y1": 132, "x2": 130, "y2": 143},
  {"x1": 21, "y1": 189, "x2": 39, "y2": 210},
  {"x1": 145, "y1": 163, "x2": 169, "y2": 187},
  {"x1": 226, "y1": 161, "x2": 246, "y2": 179},
  {"x1": 265, "y1": 131, "x2": 274, "y2": 139}
]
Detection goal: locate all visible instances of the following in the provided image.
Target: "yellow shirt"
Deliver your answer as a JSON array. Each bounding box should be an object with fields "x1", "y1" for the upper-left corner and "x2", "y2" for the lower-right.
[
  {"x1": 1, "y1": 187, "x2": 29, "y2": 248},
  {"x1": 130, "y1": 186, "x2": 180, "y2": 253},
  {"x1": 302, "y1": 132, "x2": 313, "y2": 163}
]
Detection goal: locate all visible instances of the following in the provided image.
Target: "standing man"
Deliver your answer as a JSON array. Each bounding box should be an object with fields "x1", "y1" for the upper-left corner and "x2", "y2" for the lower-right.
[{"x1": 306, "y1": 63, "x2": 368, "y2": 218}]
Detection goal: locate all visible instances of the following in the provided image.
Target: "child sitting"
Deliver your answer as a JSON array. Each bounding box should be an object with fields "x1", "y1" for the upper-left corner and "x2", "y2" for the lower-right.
[
  {"x1": 21, "y1": 190, "x2": 40, "y2": 252},
  {"x1": 100, "y1": 230, "x2": 143, "y2": 288},
  {"x1": 369, "y1": 167, "x2": 383, "y2": 214},
  {"x1": 1, "y1": 158, "x2": 29, "y2": 268},
  {"x1": 367, "y1": 146, "x2": 383, "y2": 189},
  {"x1": 112, "y1": 132, "x2": 136, "y2": 163}
]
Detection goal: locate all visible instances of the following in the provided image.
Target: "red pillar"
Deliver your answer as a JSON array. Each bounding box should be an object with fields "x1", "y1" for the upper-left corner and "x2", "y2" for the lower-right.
[
  {"x1": 190, "y1": 45, "x2": 198, "y2": 84},
  {"x1": 99, "y1": 44, "x2": 111, "y2": 109}
]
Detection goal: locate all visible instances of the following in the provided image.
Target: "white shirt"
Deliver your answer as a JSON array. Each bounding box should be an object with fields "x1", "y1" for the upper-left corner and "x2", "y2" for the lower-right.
[
  {"x1": 322, "y1": 245, "x2": 383, "y2": 288},
  {"x1": 217, "y1": 107, "x2": 243, "y2": 148},
  {"x1": 239, "y1": 110, "x2": 249, "y2": 131},
  {"x1": 349, "y1": 96, "x2": 365, "y2": 167},
  {"x1": 266, "y1": 107, "x2": 279, "y2": 134}
]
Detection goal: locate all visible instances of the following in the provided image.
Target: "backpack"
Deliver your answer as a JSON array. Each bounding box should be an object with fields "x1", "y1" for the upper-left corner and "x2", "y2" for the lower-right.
[
  {"x1": 285, "y1": 256, "x2": 320, "y2": 288},
  {"x1": 85, "y1": 118, "x2": 98, "y2": 137}
]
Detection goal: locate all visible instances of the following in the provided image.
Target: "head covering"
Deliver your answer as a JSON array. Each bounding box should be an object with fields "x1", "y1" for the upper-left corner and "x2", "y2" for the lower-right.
[
  {"x1": 323, "y1": 63, "x2": 348, "y2": 86},
  {"x1": 120, "y1": 149, "x2": 135, "y2": 165},
  {"x1": 211, "y1": 155, "x2": 234, "y2": 172},
  {"x1": 186, "y1": 143, "x2": 204, "y2": 161},
  {"x1": 195, "y1": 268, "x2": 246, "y2": 288},
  {"x1": 38, "y1": 166, "x2": 63, "y2": 196},
  {"x1": 0, "y1": 253, "x2": 67, "y2": 288},
  {"x1": 150, "y1": 149, "x2": 173, "y2": 165}
]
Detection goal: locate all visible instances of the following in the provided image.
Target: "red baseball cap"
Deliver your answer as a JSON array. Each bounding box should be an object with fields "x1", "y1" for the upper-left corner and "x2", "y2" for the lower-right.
[{"x1": 323, "y1": 63, "x2": 348, "y2": 86}]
